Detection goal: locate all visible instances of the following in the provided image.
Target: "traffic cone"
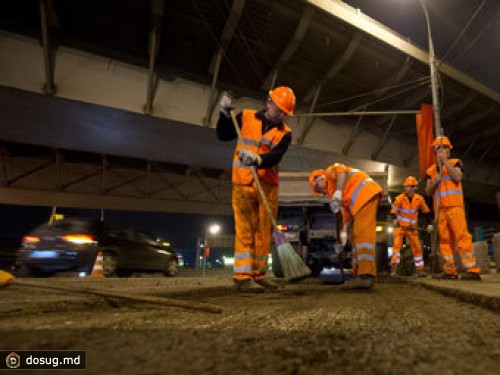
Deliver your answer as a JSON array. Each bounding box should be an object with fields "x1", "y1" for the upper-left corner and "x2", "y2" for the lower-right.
[
  {"x1": 90, "y1": 251, "x2": 104, "y2": 278},
  {"x1": 0, "y1": 269, "x2": 14, "y2": 288}
]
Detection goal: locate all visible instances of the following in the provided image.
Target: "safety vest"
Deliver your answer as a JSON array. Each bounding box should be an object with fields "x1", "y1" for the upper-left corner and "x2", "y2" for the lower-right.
[
  {"x1": 426, "y1": 159, "x2": 464, "y2": 209},
  {"x1": 232, "y1": 109, "x2": 291, "y2": 186},
  {"x1": 325, "y1": 164, "x2": 382, "y2": 216},
  {"x1": 392, "y1": 193, "x2": 429, "y2": 228}
]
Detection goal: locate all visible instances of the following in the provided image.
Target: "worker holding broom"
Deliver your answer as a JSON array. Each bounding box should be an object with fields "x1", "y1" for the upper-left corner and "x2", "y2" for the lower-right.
[
  {"x1": 425, "y1": 136, "x2": 481, "y2": 280},
  {"x1": 309, "y1": 164, "x2": 382, "y2": 290},
  {"x1": 389, "y1": 176, "x2": 433, "y2": 277},
  {"x1": 216, "y1": 87, "x2": 296, "y2": 293}
]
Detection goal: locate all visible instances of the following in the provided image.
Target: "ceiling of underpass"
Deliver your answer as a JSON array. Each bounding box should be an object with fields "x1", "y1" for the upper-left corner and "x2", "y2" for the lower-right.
[{"x1": 0, "y1": 0, "x2": 499, "y2": 207}]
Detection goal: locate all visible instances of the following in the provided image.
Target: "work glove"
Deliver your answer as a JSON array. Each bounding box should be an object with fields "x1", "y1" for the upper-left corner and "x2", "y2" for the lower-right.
[
  {"x1": 426, "y1": 224, "x2": 434, "y2": 233},
  {"x1": 329, "y1": 190, "x2": 342, "y2": 214},
  {"x1": 238, "y1": 149, "x2": 262, "y2": 166},
  {"x1": 339, "y1": 230, "x2": 348, "y2": 246},
  {"x1": 219, "y1": 91, "x2": 234, "y2": 117}
]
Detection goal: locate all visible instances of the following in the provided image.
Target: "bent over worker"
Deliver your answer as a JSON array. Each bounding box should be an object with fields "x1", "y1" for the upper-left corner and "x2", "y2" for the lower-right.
[
  {"x1": 309, "y1": 164, "x2": 382, "y2": 290},
  {"x1": 216, "y1": 87, "x2": 296, "y2": 292},
  {"x1": 425, "y1": 136, "x2": 481, "y2": 280},
  {"x1": 390, "y1": 176, "x2": 433, "y2": 277}
]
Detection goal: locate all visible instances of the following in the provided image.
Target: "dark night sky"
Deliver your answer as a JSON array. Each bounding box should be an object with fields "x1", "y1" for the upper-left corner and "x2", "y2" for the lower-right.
[
  {"x1": 343, "y1": 0, "x2": 500, "y2": 91},
  {"x1": 0, "y1": 204, "x2": 234, "y2": 254}
]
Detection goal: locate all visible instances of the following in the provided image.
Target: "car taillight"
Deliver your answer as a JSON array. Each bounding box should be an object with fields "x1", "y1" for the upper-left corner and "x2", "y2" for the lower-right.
[
  {"x1": 22, "y1": 236, "x2": 41, "y2": 243},
  {"x1": 276, "y1": 224, "x2": 289, "y2": 231},
  {"x1": 62, "y1": 234, "x2": 96, "y2": 245}
]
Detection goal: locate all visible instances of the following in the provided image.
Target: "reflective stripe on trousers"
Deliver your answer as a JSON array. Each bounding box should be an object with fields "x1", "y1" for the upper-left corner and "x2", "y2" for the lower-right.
[
  {"x1": 350, "y1": 196, "x2": 379, "y2": 277},
  {"x1": 437, "y1": 206, "x2": 480, "y2": 275},
  {"x1": 232, "y1": 182, "x2": 278, "y2": 281},
  {"x1": 390, "y1": 227, "x2": 425, "y2": 270}
]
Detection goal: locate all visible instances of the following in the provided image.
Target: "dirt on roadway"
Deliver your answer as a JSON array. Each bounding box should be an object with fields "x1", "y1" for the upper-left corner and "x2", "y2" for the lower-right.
[{"x1": 1, "y1": 276, "x2": 499, "y2": 375}]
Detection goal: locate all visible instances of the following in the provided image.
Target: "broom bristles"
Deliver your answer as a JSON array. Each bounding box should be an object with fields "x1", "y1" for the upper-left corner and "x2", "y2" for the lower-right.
[{"x1": 274, "y1": 230, "x2": 311, "y2": 280}]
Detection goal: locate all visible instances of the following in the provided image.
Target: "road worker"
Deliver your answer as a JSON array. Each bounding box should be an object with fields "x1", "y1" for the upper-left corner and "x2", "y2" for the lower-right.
[
  {"x1": 425, "y1": 136, "x2": 481, "y2": 280},
  {"x1": 309, "y1": 164, "x2": 382, "y2": 290},
  {"x1": 390, "y1": 176, "x2": 433, "y2": 277},
  {"x1": 216, "y1": 87, "x2": 296, "y2": 292}
]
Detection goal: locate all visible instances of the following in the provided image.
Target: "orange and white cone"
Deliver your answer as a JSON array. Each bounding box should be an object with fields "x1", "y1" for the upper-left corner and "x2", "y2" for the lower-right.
[
  {"x1": 90, "y1": 251, "x2": 104, "y2": 278},
  {"x1": 0, "y1": 269, "x2": 15, "y2": 288}
]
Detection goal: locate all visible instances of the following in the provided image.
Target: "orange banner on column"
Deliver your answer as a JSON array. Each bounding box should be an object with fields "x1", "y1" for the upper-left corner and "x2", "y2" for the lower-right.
[
  {"x1": 416, "y1": 104, "x2": 435, "y2": 179},
  {"x1": 204, "y1": 246, "x2": 210, "y2": 258}
]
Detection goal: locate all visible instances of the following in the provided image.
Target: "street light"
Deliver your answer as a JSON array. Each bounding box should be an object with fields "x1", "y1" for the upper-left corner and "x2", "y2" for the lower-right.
[
  {"x1": 203, "y1": 223, "x2": 221, "y2": 276},
  {"x1": 418, "y1": 0, "x2": 443, "y2": 138}
]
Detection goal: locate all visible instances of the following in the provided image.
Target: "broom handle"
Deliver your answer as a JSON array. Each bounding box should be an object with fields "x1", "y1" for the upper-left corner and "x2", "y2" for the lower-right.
[{"x1": 229, "y1": 110, "x2": 277, "y2": 228}]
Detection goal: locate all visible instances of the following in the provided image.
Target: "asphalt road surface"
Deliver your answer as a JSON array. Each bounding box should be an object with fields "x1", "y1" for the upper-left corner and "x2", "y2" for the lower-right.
[{"x1": 0, "y1": 271, "x2": 499, "y2": 374}]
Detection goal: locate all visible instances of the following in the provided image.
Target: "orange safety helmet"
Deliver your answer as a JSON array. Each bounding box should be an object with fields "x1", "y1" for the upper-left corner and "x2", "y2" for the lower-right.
[
  {"x1": 430, "y1": 136, "x2": 453, "y2": 149},
  {"x1": 403, "y1": 176, "x2": 418, "y2": 187},
  {"x1": 269, "y1": 86, "x2": 296, "y2": 115},
  {"x1": 309, "y1": 169, "x2": 326, "y2": 195}
]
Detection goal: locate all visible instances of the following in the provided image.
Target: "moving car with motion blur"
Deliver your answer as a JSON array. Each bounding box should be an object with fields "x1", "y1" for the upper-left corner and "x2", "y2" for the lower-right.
[{"x1": 16, "y1": 218, "x2": 178, "y2": 278}]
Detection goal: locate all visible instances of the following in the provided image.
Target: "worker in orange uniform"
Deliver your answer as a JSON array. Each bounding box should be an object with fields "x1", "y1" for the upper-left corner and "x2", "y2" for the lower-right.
[
  {"x1": 216, "y1": 87, "x2": 296, "y2": 292},
  {"x1": 309, "y1": 164, "x2": 382, "y2": 290},
  {"x1": 390, "y1": 176, "x2": 434, "y2": 277},
  {"x1": 425, "y1": 136, "x2": 481, "y2": 280}
]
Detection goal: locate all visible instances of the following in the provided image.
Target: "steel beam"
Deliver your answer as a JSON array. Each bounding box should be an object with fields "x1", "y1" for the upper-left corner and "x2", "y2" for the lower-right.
[
  {"x1": 0, "y1": 187, "x2": 232, "y2": 215},
  {"x1": 447, "y1": 103, "x2": 497, "y2": 137},
  {"x1": 204, "y1": 0, "x2": 246, "y2": 126},
  {"x1": 108, "y1": 169, "x2": 146, "y2": 195},
  {"x1": 303, "y1": 32, "x2": 362, "y2": 103},
  {"x1": 39, "y1": 0, "x2": 56, "y2": 95},
  {"x1": 342, "y1": 106, "x2": 366, "y2": 155},
  {"x1": 262, "y1": 7, "x2": 315, "y2": 90},
  {"x1": 62, "y1": 170, "x2": 101, "y2": 190},
  {"x1": 106, "y1": 174, "x2": 146, "y2": 194},
  {"x1": 145, "y1": 0, "x2": 165, "y2": 115},
  {"x1": 299, "y1": 32, "x2": 362, "y2": 144},
  {"x1": 297, "y1": 85, "x2": 321, "y2": 145},
  {"x1": 371, "y1": 116, "x2": 397, "y2": 160},
  {"x1": 8, "y1": 159, "x2": 54, "y2": 185}
]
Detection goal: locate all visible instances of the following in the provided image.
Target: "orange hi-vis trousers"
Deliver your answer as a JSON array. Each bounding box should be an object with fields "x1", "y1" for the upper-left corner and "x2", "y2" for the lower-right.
[
  {"x1": 232, "y1": 181, "x2": 278, "y2": 282},
  {"x1": 438, "y1": 206, "x2": 480, "y2": 275},
  {"x1": 350, "y1": 196, "x2": 379, "y2": 277},
  {"x1": 390, "y1": 227, "x2": 424, "y2": 270}
]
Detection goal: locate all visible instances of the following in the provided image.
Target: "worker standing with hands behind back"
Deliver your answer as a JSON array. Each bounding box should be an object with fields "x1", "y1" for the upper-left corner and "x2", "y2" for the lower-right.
[
  {"x1": 425, "y1": 136, "x2": 481, "y2": 280},
  {"x1": 309, "y1": 164, "x2": 382, "y2": 290},
  {"x1": 390, "y1": 176, "x2": 433, "y2": 277},
  {"x1": 216, "y1": 87, "x2": 296, "y2": 293}
]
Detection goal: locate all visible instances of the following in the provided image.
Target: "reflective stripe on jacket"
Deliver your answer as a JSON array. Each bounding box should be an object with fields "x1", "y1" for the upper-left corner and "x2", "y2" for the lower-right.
[
  {"x1": 232, "y1": 109, "x2": 291, "y2": 186},
  {"x1": 391, "y1": 193, "x2": 430, "y2": 227},
  {"x1": 324, "y1": 163, "x2": 382, "y2": 217},
  {"x1": 426, "y1": 158, "x2": 464, "y2": 209}
]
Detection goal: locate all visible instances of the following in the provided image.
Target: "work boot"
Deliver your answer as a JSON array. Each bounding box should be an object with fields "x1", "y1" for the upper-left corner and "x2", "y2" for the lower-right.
[
  {"x1": 432, "y1": 272, "x2": 458, "y2": 280},
  {"x1": 414, "y1": 270, "x2": 427, "y2": 278},
  {"x1": 460, "y1": 272, "x2": 481, "y2": 281},
  {"x1": 234, "y1": 279, "x2": 265, "y2": 293},
  {"x1": 341, "y1": 276, "x2": 374, "y2": 290},
  {"x1": 390, "y1": 266, "x2": 398, "y2": 277},
  {"x1": 254, "y1": 278, "x2": 281, "y2": 291}
]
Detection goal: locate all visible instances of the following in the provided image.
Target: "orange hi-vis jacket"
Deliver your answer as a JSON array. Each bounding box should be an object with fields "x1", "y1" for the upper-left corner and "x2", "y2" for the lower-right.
[
  {"x1": 392, "y1": 193, "x2": 430, "y2": 228},
  {"x1": 426, "y1": 159, "x2": 464, "y2": 210},
  {"x1": 324, "y1": 163, "x2": 382, "y2": 218},
  {"x1": 232, "y1": 109, "x2": 291, "y2": 186}
]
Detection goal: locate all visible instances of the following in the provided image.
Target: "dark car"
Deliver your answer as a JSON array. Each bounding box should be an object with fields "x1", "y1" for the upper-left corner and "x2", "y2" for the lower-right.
[{"x1": 16, "y1": 218, "x2": 178, "y2": 278}]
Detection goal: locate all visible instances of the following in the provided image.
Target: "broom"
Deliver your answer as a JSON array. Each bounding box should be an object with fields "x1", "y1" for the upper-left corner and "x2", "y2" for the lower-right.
[{"x1": 229, "y1": 110, "x2": 311, "y2": 281}]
